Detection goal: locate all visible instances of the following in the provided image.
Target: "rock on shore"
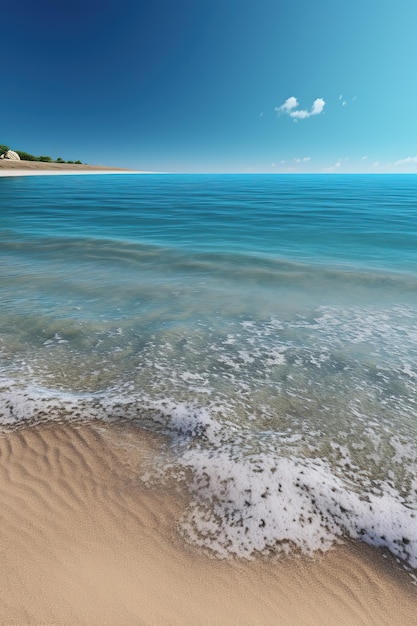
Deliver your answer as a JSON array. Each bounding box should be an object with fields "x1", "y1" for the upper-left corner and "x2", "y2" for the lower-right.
[{"x1": 0, "y1": 150, "x2": 20, "y2": 160}]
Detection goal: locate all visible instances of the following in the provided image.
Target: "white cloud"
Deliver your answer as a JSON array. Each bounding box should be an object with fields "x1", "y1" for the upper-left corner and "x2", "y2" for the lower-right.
[
  {"x1": 275, "y1": 96, "x2": 299, "y2": 114},
  {"x1": 275, "y1": 96, "x2": 325, "y2": 121},
  {"x1": 361, "y1": 155, "x2": 368, "y2": 160},
  {"x1": 289, "y1": 108, "x2": 310, "y2": 120},
  {"x1": 294, "y1": 156, "x2": 311, "y2": 163},
  {"x1": 322, "y1": 160, "x2": 343, "y2": 172},
  {"x1": 310, "y1": 98, "x2": 325, "y2": 115},
  {"x1": 394, "y1": 156, "x2": 417, "y2": 165},
  {"x1": 339, "y1": 93, "x2": 357, "y2": 106}
]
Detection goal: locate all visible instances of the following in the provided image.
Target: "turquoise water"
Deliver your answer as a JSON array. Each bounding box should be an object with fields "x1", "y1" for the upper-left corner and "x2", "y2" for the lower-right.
[{"x1": 1, "y1": 173, "x2": 417, "y2": 565}]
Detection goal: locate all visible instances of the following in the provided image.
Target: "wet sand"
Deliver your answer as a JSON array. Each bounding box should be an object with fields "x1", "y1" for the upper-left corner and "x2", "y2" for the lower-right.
[{"x1": 0, "y1": 421, "x2": 416, "y2": 625}]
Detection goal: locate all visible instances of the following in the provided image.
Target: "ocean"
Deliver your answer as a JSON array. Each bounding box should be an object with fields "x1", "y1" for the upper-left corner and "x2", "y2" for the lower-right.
[{"x1": 1, "y1": 173, "x2": 417, "y2": 567}]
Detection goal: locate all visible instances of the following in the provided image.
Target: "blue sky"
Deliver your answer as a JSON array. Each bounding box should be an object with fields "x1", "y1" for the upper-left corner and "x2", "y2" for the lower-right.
[{"x1": 2, "y1": 0, "x2": 417, "y2": 172}]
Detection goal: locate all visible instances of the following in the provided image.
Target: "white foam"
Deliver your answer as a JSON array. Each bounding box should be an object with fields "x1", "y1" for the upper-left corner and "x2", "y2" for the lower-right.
[
  {"x1": 138, "y1": 401, "x2": 417, "y2": 567},
  {"x1": 1, "y1": 380, "x2": 417, "y2": 567},
  {"x1": 171, "y1": 432, "x2": 417, "y2": 565},
  {"x1": 1, "y1": 302, "x2": 417, "y2": 568}
]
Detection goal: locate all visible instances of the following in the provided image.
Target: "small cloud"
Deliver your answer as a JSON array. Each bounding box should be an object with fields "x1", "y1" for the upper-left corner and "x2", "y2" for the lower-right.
[
  {"x1": 339, "y1": 94, "x2": 356, "y2": 106},
  {"x1": 290, "y1": 98, "x2": 325, "y2": 120},
  {"x1": 303, "y1": 156, "x2": 311, "y2": 162},
  {"x1": 294, "y1": 156, "x2": 311, "y2": 163},
  {"x1": 275, "y1": 96, "x2": 299, "y2": 114},
  {"x1": 280, "y1": 160, "x2": 286, "y2": 164},
  {"x1": 361, "y1": 155, "x2": 368, "y2": 160},
  {"x1": 271, "y1": 162, "x2": 276, "y2": 167},
  {"x1": 259, "y1": 112, "x2": 264, "y2": 118},
  {"x1": 289, "y1": 109, "x2": 309, "y2": 121},
  {"x1": 322, "y1": 160, "x2": 342, "y2": 172},
  {"x1": 394, "y1": 156, "x2": 417, "y2": 165},
  {"x1": 275, "y1": 96, "x2": 325, "y2": 121},
  {"x1": 311, "y1": 99, "x2": 325, "y2": 115},
  {"x1": 372, "y1": 161, "x2": 380, "y2": 168}
]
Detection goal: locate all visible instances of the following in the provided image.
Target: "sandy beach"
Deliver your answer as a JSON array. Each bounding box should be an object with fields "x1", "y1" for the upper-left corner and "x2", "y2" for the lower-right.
[
  {"x1": 3, "y1": 0, "x2": 417, "y2": 622},
  {"x1": 0, "y1": 160, "x2": 139, "y2": 175},
  {"x1": 0, "y1": 421, "x2": 415, "y2": 625}
]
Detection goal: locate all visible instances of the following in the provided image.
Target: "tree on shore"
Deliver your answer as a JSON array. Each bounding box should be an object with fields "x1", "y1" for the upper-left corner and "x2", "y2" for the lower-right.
[
  {"x1": 15, "y1": 151, "x2": 37, "y2": 161},
  {"x1": 1, "y1": 143, "x2": 82, "y2": 164}
]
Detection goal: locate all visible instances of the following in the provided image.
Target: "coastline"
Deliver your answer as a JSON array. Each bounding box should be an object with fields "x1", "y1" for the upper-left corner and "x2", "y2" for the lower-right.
[
  {"x1": 0, "y1": 421, "x2": 416, "y2": 625},
  {"x1": 0, "y1": 159, "x2": 145, "y2": 176}
]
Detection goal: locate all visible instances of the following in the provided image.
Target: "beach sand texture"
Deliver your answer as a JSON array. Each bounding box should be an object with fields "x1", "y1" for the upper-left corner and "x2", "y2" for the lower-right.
[
  {"x1": 0, "y1": 160, "x2": 132, "y2": 173},
  {"x1": 0, "y1": 422, "x2": 416, "y2": 625}
]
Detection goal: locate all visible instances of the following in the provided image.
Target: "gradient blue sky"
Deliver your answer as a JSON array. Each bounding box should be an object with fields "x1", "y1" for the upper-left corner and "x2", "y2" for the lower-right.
[{"x1": 2, "y1": 1, "x2": 417, "y2": 172}]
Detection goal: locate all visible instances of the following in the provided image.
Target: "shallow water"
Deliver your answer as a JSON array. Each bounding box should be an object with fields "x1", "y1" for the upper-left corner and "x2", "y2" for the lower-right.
[{"x1": 1, "y1": 173, "x2": 417, "y2": 564}]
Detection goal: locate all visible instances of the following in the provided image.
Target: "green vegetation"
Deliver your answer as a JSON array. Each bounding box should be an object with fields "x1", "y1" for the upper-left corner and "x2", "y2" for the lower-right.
[
  {"x1": 15, "y1": 150, "x2": 37, "y2": 161},
  {"x1": 1, "y1": 143, "x2": 83, "y2": 164}
]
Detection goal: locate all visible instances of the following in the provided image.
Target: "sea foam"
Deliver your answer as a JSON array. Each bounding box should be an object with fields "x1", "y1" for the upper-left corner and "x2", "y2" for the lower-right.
[{"x1": 2, "y1": 174, "x2": 417, "y2": 570}]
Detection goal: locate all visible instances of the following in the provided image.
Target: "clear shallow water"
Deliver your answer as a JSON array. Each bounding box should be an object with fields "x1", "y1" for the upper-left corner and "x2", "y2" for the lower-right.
[{"x1": 1, "y1": 173, "x2": 417, "y2": 565}]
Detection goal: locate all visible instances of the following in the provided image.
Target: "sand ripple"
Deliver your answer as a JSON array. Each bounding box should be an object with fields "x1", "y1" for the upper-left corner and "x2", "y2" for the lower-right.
[{"x1": 0, "y1": 423, "x2": 415, "y2": 625}]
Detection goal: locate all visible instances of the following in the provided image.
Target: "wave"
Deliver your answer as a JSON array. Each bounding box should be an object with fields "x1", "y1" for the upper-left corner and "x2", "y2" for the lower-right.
[
  {"x1": 1, "y1": 380, "x2": 416, "y2": 569},
  {"x1": 2, "y1": 235, "x2": 417, "y2": 300}
]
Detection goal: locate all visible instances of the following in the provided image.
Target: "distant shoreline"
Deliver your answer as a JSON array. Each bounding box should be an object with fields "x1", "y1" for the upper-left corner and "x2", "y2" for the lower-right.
[{"x1": 0, "y1": 159, "x2": 143, "y2": 176}]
